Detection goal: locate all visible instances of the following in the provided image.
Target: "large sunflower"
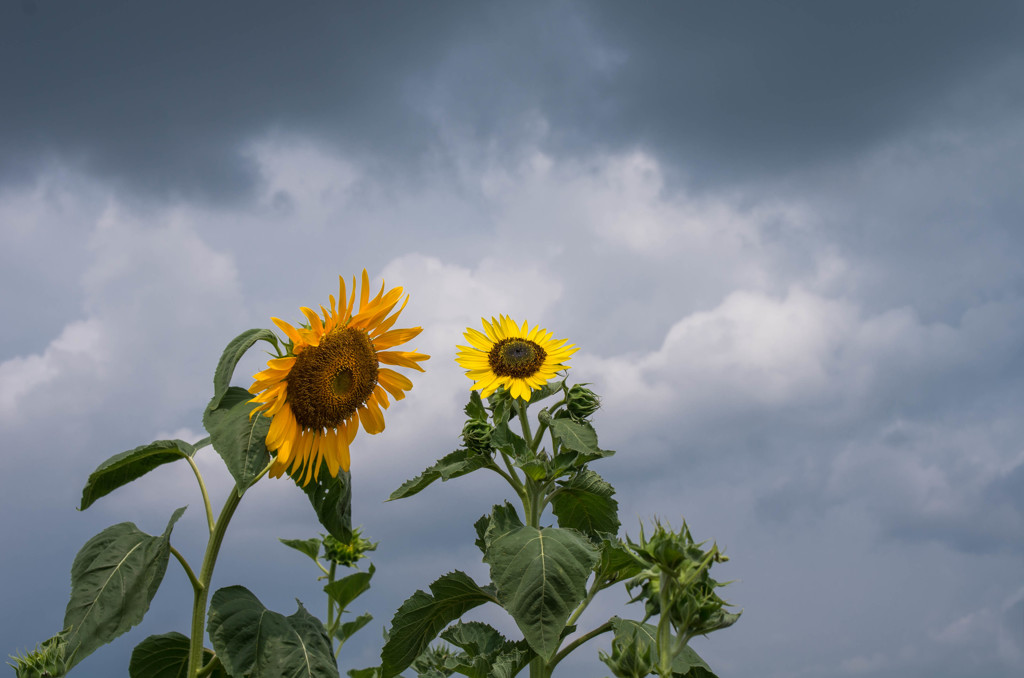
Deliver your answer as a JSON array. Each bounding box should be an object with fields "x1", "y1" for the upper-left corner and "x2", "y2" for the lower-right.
[
  {"x1": 456, "y1": 315, "x2": 578, "y2": 401},
  {"x1": 249, "y1": 271, "x2": 429, "y2": 485}
]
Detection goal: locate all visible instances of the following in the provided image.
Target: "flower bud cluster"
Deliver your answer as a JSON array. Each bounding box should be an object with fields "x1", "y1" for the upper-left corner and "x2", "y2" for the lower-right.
[
  {"x1": 8, "y1": 635, "x2": 67, "y2": 678},
  {"x1": 626, "y1": 520, "x2": 739, "y2": 642},
  {"x1": 322, "y1": 528, "x2": 377, "y2": 568},
  {"x1": 599, "y1": 633, "x2": 656, "y2": 678}
]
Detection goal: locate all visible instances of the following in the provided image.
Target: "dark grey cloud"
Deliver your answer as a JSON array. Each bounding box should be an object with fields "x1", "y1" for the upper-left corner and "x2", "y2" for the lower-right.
[{"x1": 4, "y1": 1, "x2": 1023, "y2": 200}]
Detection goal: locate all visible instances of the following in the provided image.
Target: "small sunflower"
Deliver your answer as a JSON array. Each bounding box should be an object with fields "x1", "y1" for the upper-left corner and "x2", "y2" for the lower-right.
[
  {"x1": 249, "y1": 271, "x2": 429, "y2": 485},
  {"x1": 455, "y1": 315, "x2": 578, "y2": 401}
]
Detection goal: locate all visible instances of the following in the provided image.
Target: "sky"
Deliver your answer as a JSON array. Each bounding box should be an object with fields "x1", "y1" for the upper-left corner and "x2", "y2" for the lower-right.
[{"x1": 2, "y1": 1, "x2": 1023, "y2": 676}]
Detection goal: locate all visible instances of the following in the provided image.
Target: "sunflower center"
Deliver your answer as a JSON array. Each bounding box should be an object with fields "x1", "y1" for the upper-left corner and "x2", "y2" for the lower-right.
[
  {"x1": 488, "y1": 338, "x2": 547, "y2": 379},
  {"x1": 288, "y1": 327, "x2": 379, "y2": 430}
]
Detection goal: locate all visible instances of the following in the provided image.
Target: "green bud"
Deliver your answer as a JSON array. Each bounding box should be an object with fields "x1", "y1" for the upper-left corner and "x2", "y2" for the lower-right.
[
  {"x1": 461, "y1": 419, "x2": 493, "y2": 454},
  {"x1": 566, "y1": 384, "x2": 601, "y2": 420},
  {"x1": 322, "y1": 527, "x2": 377, "y2": 568},
  {"x1": 599, "y1": 632, "x2": 656, "y2": 678},
  {"x1": 8, "y1": 634, "x2": 68, "y2": 678}
]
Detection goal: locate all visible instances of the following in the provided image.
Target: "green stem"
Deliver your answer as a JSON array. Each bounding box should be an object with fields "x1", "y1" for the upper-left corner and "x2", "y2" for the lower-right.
[
  {"x1": 185, "y1": 455, "x2": 215, "y2": 535},
  {"x1": 170, "y1": 545, "x2": 201, "y2": 594},
  {"x1": 492, "y1": 455, "x2": 528, "y2": 503},
  {"x1": 186, "y1": 462, "x2": 273, "y2": 677},
  {"x1": 326, "y1": 561, "x2": 338, "y2": 658},
  {"x1": 548, "y1": 621, "x2": 613, "y2": 671},
  {"x1": 656, "y1": 569, "x2": 673, "y2": 677},
  {"x1": 196, "y1": 655, "x2": 223, "y2": 678},
  {"x1": 566, "y1": 576, "x2": 602, "y2": 629}
]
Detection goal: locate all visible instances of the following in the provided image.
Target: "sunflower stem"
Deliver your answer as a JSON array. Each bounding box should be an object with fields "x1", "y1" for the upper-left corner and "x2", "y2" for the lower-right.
[
  {"x1": 326, "y1": 561, "x2": 338, "y2": 658},
  {"x1": 186, "y1": 461, "x2": 273, "y2": 677},
  {"x1": 488, "y1": 460, "x2": 527, "y2": 503},
  {"x1": 185, "y1": 455, "x2": 215, "y2": 536},
  {"x1": 515, "y1": 399, "x2": 534, "y2": 452}
]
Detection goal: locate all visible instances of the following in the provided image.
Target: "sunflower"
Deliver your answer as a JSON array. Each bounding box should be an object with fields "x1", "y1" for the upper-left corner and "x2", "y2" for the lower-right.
[
  {"x1": 249, "y1": 271, "x2": 429, "y2": 485},
  {"x1": 455, "y1": 315, "x2": 578, "y2": 401}
]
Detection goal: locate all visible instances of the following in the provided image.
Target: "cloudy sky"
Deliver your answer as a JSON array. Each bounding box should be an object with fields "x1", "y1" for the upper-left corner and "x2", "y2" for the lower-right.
[{"x1": 2, "y1": 1, "x2": 1023, "y2": 676}]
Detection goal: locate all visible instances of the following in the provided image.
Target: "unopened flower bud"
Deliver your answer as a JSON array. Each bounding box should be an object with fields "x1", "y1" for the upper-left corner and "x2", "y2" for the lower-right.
[
  {"x1": 322, "y1": 528, "x2": 376, "y2": 568},
  {"x1": 566, "y1": 384, "x2": 600, "y2": 420},
  {"x1": 461, "y1": 419, "x2": 493, "y2": 455}
]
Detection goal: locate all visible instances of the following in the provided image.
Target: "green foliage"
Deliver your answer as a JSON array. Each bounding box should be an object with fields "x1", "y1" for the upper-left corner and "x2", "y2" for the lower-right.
[
  {"x1": 550, "y1": 468, "x2": 620, "y2": 541},
  {"x1": 336, "y1": 613, "x2": 373, "y2": 645},
  {"x1": 388, "y1": 449, "x2": 490, "y2": 501},
  {"x1": 210, "y1": 328, "x2": 279, "y2": 411},
  {"x1": 594, "y1": 538, "x2": 645, "y2": 587},
  {"x1": 207, "y1": 586, "x2": 338, "y2": 678},
  {"x1": 303, "y1": 468, "x2": 353, "y2": 543},
  {"x1": 128, "y1": 632, "x2": 225, "y2": 678},
  {"x1": 280, "y1": 536, "x2": 324, "y2": 563},
  {"x1": 324, "y1": 565, "x2": 375, "y2": 614},
  {"x1": 439, "y1": 622, "x2": 533, "y2": 678},
  {"x1": 489, "y1": 423, "x2": 530, "y2": 464},
  {"x1": 565, "y1": 384, "x2": 600, "y2": 421},
  {"x1": 602, "y1": 618, "x2": 716, "y2": 678},
  {"x1": 62, "y1": 508, "x2": 185, "y2": 671},
  {"x1": 79, "y1": 439, "x2": 205, "y2": 511},
  {"x1": 203, "y1": 386, "x2": 271, "y2": 491},
  {"x1": 480, "y1": 504, "x2": 600, "y2": 660},
  {"x1": 380, "y1": 572, "x2": 498, "y2": 678},
  {"x1": 547, "y1": 417, "x2": 611, "y2": 459},
  {"x1": 626, "y1": 521, "x2": 740, "y2": 645}
]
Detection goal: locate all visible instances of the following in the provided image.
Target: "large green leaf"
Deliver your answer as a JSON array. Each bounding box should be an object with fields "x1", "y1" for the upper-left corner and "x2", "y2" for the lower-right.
[
  {"x1": 128, "y1": 631, "x2": 225, "y2": 678},
  {"x1": 607, "y1": 618, "x2": 717, "y2": 677},
  {"x1": 211, "y1": 328, "x2": 279, "y2": 411},
  {"x1": 303, "y1": 468, "x2": 352, "y2": 543},
  {"x1": 594, "y1": 538, "x2": 644, "y2": 587},
  {"x1": 62, "y1": 508, "x2": 185, "y2": 670},
  {"x1": 380, "y1": 571, "x2": 498, "y2": 678},
  {"x1": 482, "y1": 508, "x2": 599, "y2": 660},
  {"x1": 207, "y1": 586, "x2": 338, "y2": 678},
  {"x1": 203, "y1": 386, "x2": 271, "y2": 491},
  {"x1": 323, "y1": 565, "x2": 374, "y2": 613},
  {"x1": 79, "y1": 439, "x2": 198, "y2": 511},
  {"x1": 550, "y1": 469, "x2": 620, "y2": 541},
  {"x1": 388, "y1": 449, "x2": 490, "y2": 501},
  {"x1": 489, "y1": 424, "x2": 530, "y2": 464}
]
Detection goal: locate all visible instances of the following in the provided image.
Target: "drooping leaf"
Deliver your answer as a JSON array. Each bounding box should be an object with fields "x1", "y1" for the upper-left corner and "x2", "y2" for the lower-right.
[
  {"x1": 380, "y1": 571, "x2": 497, "y2": 678},
  {"x1": 207, "y1": 586, "x2": 338, "y2": 678},
  {"x1": 79, "y1": 439, "x2": 197, "y2": 510},
  {"x1": 303, "y1": 468, "x2": 352, "y2": 543},
  {"x1": 388, "y1": 449, "x2": 490, "y2": 501},
  {"x1": 128, "y1": 631, "x2": 225, "y2": 678},
  {"x1": 279, "y1": 537, "x2": 323, "y2": 563},
  {"x1": 211, "y1": 328, "x2": 279, "y2": 411},
  {"x1": 483, "y1": 513, "x2": 599, "y2": 660},
  {"x1": 551, "y1": 469, "x2": 620, "y2": 541},
  {"x1": 607, "y1": 618, "x2": 717, "y2": 677},
  {"x1": 62, "y1": 508, "x2": 185, "y2": 670},
  {"x1": 336, "y1": 612, "x2": 373, "y2": 644},
  {"x1": 203, "y1": 387, "x2": 271, "y2": 491},
  {"x1": 323, "y1": 565, "x2": 374, "y2": 613}
]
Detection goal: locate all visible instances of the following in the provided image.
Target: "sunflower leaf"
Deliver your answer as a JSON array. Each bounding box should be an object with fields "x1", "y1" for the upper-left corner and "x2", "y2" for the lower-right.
[
  {"x1": 551, "y1": 468, "x2": 620, "y2": 542},
  {"x1": 482, "y1": 509, "x2": 599, "y2": 660},
  {"x1": 210, "y1": 328, "x2": 279, "y2": 411},
  {"x1": 490, "y1": 423, "x2": 531, "y2": 463},
  {"x1": 62, "y1": 508, "x2": 185, "y2": 671},
  {"x1": 279, "y1": 537, "x2": 323, "y2": 563},
  {"x1": 203, "y1": 386, "x2": 271, "y2": 492},
  {"x1": 324, "y1": 564, "x2": 374, "y2": 613},
  {"x1": 387, "y1": 448, "x2": 490, "y2": 501},
  {"x1": 79, "y1": 439, "x2": 197, "y2": 511},
  {"x1": 464, "y1": 391, "x2": 488, "y2": 422},
  {"x1": 128, "y1": 631, "x2": 225, "y2": 678},
  {"x1": 303, "y1": 469, "x2": 353, "y2": 543},
  {"x1": 380, "y1": 571, "x2": 498, "y2": 678},
  {"x1": 207, "y1": 586, "x2": 338, "y2": 678},
  {"x1": 336, "y1": 612, "x2": 373, "y2": 644},
  {"x1": 606, "y1": 617, "x2": 718, "y2": 677}
]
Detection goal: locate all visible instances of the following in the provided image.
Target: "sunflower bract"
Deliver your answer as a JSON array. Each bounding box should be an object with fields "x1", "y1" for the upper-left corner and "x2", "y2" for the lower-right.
[
  {"x1": 249, "y1": 271, "x2": 429, "y2": 486},
  {"x1": 455, "y1": 315, "x2": 578, "y2": 401}
]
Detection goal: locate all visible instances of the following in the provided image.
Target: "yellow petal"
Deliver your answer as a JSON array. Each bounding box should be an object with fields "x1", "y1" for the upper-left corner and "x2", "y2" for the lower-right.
[{"x1": 272, "y1": 317, "x2": 304, "y2": 346}]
